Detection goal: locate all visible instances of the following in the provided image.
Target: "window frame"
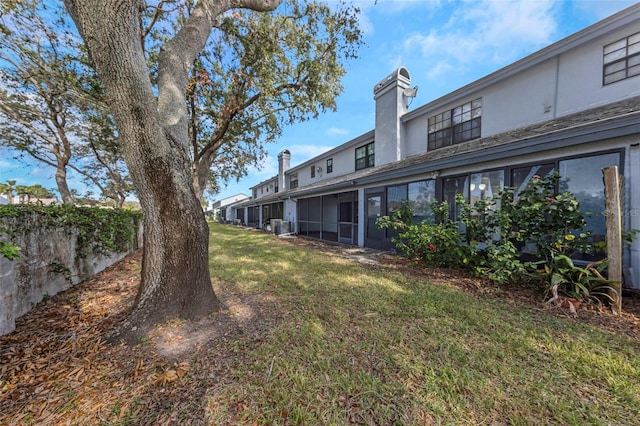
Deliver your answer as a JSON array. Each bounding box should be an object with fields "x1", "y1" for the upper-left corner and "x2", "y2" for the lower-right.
[
  {"x1": 289, "y1": 172, "x2": 298, "y2": 189},
  {"x1": 428, "y1": 98, "x2": 482, "y2": 151},
  {"x1": 311, "y1": 166, "x2": 316, "y2": 179},
  {"x1": 603, "y1": 31, "x2": 640, "y2": 85},
  {"x1": 355, "y1": 142, "x2": 375, "y2": 171},
  {"x1": 327, "y1": 158, "x2": 333, "y2": 174}
]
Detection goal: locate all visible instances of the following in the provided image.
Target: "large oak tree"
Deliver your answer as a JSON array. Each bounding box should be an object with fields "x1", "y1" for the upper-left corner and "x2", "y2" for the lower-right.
[{"x1": 62, "y1": 0, "x2": 362, "y2": 343}]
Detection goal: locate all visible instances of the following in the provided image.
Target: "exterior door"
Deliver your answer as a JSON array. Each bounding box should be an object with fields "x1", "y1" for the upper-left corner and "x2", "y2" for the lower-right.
[
  {"x1": 364, "y1": 188, "x2": 385, "y2": 249},
  {"x1": 338, "y1": 201, "x2": 353, "y2": 244}
]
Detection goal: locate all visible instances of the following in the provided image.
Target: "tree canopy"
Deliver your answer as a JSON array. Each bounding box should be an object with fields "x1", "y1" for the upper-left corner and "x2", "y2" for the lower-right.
[
  {"x1": 0, "y1": 0, "x2": 132, "y2": 206},
  {"x1": 139, "y1": 0, "x2": 362, "y2": 198}
]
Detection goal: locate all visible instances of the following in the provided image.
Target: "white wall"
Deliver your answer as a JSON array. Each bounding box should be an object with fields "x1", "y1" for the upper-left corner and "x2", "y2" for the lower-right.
[
  {"x1": 401, "y1": 19, "x2": 640, "y2": 159},
  {"x1": 557, "y1": 26, "x2": 640, "y2": 114},
  {"x1": 481, "y1": 58, "x2": 558, "y2": 135},
  {"x1": 291, "y1": 137, "x2": 373, "y2": 188}
]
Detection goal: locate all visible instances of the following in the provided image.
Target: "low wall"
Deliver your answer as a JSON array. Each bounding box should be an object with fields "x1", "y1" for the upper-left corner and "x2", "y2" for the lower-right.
[{"x1": 0, "y1": 209, "x2": 142, "y2": 336}]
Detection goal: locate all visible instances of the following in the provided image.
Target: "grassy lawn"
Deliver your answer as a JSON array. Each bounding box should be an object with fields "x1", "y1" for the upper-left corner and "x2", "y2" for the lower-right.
[
  {"x1": 2, "y1": 223, "x2": 638, "y2": 425},
  {"x1": 204, "y1": 223, "x2": 640, "y2": 425}
]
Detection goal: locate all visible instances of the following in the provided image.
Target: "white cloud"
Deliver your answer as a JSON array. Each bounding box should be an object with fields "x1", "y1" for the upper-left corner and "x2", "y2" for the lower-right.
[
  {"x1": 371, "y1": 0, "x2": 442, "y2": 14},
  {"x1": 403, "y1": 0, "x2": 559, "y2": 77},
  {"x1": 326, "y1": 127, "x2": 349, "y2": 136},
  {"x1": 248, "y1": 155, "x2": 278, "y2": 180},
  {"x1": 424, "y1": 59, "x2": 455, "y2": 79},
  {"x1": 289, "y1": 144, "x2": 335, "y2": 164},
  {"x1": 356, "y1": 8, "x2": 375, "y2": 37}
]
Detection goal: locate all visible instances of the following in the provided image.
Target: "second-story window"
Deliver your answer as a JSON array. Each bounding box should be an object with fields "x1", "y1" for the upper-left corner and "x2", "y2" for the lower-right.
[
  {"x1": 428, "y1": 98, "x2": 481, "y2": 150},
  {"x1": 290, "y1": 173, "x2": 298, "y2": 189},
  {"x1": 355, "y1": 142, "x2": 374, "y2": 171},
  {"x1": 603, "y1": 31, "x2": 640, "y2": 85},
  {"x1": 311, "y1": 165, "x2": 316, "y2": 178},
  {"x1": 327, "y1": 158, "x2": 333, "y2": 174}
]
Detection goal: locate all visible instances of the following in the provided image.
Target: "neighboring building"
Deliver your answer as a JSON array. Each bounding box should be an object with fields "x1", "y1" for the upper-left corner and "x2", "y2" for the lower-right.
[
  {"x1": 232, "y1": 4, "x2": 640, "y2": 288},
  {"x1": 211, "y1": 193, "x2": 250, "y2": 223},
  {"x1": 0, "y1": 196, "x2": 57, "y2": 205}
]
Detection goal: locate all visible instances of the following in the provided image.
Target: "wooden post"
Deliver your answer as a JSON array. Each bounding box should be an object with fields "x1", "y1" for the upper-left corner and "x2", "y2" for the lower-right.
[{"x1": 603, "y1": 166, "x2": 622, "y2": 314}]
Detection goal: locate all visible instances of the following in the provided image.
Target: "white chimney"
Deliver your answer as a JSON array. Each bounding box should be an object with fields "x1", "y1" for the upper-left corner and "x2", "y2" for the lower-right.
[
  {"x1": 278, "y1": 149, "x2": 291, "y2": 190},
  {"x1": 373, "y1": 67, "x2": 412, "y2": 166}
]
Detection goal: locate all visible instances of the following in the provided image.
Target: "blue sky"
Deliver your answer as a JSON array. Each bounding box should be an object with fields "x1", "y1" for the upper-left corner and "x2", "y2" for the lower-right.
[{"x1": 0, "y1": 0, "x2": 637, "y2": 204}]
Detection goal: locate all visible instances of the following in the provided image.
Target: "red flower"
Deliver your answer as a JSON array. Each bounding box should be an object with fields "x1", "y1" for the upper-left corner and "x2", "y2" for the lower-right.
[
  {"x1": 533, "y1": 175, "x2": 540, "y2": 179},
  {"x1": 428, "y1": 243, "x2": 436, "y2": 250},
  {"x1": 548, "y1": 197, "x2": 555, "y2": 202}
]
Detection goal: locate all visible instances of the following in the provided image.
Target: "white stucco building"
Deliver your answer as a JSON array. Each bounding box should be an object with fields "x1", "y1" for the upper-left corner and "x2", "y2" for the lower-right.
[{"x1": 231, "y1": 4, "x2": 640, "y2": 288}]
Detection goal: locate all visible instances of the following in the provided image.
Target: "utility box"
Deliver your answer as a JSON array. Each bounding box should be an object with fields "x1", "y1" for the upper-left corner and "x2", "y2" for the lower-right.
[
  {"x1": 270, "y1": 219, "x2": 281, "y2": 234},
  {"x1": 278, "y1": 220, "x2": 291, "y2": 235}
]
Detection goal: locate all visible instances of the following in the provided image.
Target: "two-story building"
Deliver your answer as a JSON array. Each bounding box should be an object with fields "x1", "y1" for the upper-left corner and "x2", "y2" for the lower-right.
[
  {"x1": 231, "y1": 4, "x2": 640, "y2": 288},
  {"x1": 211, "y1": 193, "x2": 250, "y2": 223}
]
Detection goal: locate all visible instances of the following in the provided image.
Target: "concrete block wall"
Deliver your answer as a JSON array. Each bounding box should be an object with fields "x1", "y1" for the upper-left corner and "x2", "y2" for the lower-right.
[{"x1": 0, "y1": 216, "x2": 142, "y2": 336}]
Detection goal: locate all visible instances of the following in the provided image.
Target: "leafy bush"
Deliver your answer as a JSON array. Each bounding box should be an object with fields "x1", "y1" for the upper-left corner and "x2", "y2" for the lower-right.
[
  {"x1": 377, "y1": 172, "x2": 636, "y2": 301},
  {"x1": 377, "y1": 201, "x2": 470, "y2": 269},
  {"x1": 506, "y1": 172, "x2": 593, "y2": 259},
  {"x1": 0, "y1": 240, "x2": 21, "y2": 260}
]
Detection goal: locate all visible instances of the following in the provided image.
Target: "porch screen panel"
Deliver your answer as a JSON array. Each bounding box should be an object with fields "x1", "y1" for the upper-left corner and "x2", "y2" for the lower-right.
[
  {"x1": 297, "y1": 198, "x2": 309, "y2": 236},
  {"x1": 308, "y1": 197, "x2": 322, "y2": 238},
  {"x1": 387, "y1": 184, "x2": 408, "y2": 241},
  {"x1": 559, "y1": 152, "x2": 621, "y2": 245},
  {"x1": 442, "y1": 175, "x2": 469, "y2": 221},
  {"x1": 322, "y1": 195, "x2": 338, "y2": 241},
  {"x1": 469, "y1": 170, "x2": 504, "y2": 206},
  {"x1": 272, "y1": 202, "x2": 283, "y2": 220},
  {"x1": 511, "y1": 163, "x2": 555, "y2": 200},
  {"x1": 387, "y1": 185, "x2": 408, "y2": 214},
  {"x1": 408, "y1": 180, "x2": 435, "y2": 223}
]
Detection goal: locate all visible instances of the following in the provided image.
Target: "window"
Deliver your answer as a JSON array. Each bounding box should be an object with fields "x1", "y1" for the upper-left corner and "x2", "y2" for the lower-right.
[
  {"x1": 603, "y1": 31, "x2": 640, "y2": 85},
  {"x1": 558, "y1": 152, "x2": 620, "y2": 244},
  {"x1": 469, "y1": 170, "x2": 504, "y2": 206},
  {"x1": 408, "y1": 180, "x2": 436, "y2": 223},
  {"x1": 511, "y1": 163, "x2": 556, "y2": 200},
  {"x1": 327, "y1": 158, "x2": 333, "y2": 174},
  {"x1": 290, "y1": 173, "x2": 298, "y2": 189},
  {"x1": 387, "y1": 185, "x2": 408, "y2": 215},
  {"x1": 356, "y1": 142, "x2": 375, "y2": 170},
  {"x1": 442, "y1": 175, "x2": 469, "y2": 220},
  {"x1": 428, "y1": 98, "x2": 481, "y2": 150},
  {"x1": 311, "y1": 166, "x2": 316, "y2": 178}
]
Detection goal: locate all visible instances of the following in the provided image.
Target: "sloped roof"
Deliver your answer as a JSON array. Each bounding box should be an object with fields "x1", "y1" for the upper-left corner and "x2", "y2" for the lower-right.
[{"x1": 235, "y1": 95, "x2": 639, "y2": 208}]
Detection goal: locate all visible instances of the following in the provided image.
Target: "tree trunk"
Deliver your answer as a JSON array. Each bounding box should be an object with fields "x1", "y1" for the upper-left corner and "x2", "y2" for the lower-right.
[
  {"x1": 64, "y1": 0, "x2": 282, "y2": 344},
  {"x1": 55, "y1": 163, "x2": 74, "y2": 205},
  {"x1": 63, "y1": 0, "x2": 222, "y2": 344},
  {"x1": 192, "y1": 157, "x2": 212, "y2": 201}
]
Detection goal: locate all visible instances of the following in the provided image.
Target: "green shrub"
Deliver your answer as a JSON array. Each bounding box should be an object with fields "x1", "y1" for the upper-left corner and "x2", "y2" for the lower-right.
[
  {"x1": 376, "y1": 172, "x2": 634, "y2": 300},
  {"x1": 0, "y1": 240, "x2": 21, "y2": 260}
]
